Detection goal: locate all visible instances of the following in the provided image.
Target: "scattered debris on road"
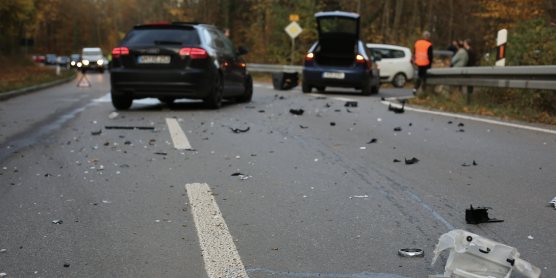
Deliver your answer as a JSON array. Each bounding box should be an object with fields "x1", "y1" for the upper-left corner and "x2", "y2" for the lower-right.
[
  {"x1": 345, "y1": 101, "x2": 358, "y2": 107},
  {"x1": 465, "y1": 205, "x2": 503, "y2": 224},
  {"x1": 367, "y1": 139, "x2": 377, "y2": 144},
  {"x1": 108, "y1": 112, "x2": 119, "y2": 119},
  {"x1": 231, "y1": 173, "x2": 243, "y2": 176},
  {"x1": 258, "y1": 110, "x2": 265, "y2": 113},
  {"x1": 473, "y1": 160, "x2": 478, "y2": 165},
  {"x1": 528, "y1": 235, "x2": 534, "y2": 240},
  {"x1": 271, "y1": 248, "x2": 278, "y2": 250},
  {"x1": 289, "y1": 109, "x2": 304, "y2": 115},
  {"x1": 394, "y1": 127, "x2": 402, "y2": 131},
  {"x1": 330, "y1": 122, "x2": 336, "y2": 126},
  {"x1": 360, "y1": 147, "x2": 366, "y2": 150},
  {"x1": 91, "y1": 130, "x2": 102, "y2": 135},
  {"x1": 462, "y1": 163, "x2": 471, "y2": 166},
  {"x1": 432, "y1": 229, "x2": 541, "y2": 278},
  {"x1": 549, "y1": 197, "x2": 556, "y2": 209},
  {"x1": 350, "y1": 195, "x2": 369, "y2": 199},
  {"x1": 245, "y1": 106, "x2": 255, "y2": 109},
  {"x1": 64, "y1": 263, "x2": 70, "y2": 267},
  {"x1": 457, "y1": 129, "x2": 465, "y2": 132},
  {"x1": 105, "y1": 126, "x2": 155, "y2": 130},
  {"x1": 458, "y1": 123, "x2": 464, "y2": 127},
  {"x1": 300, "y1": 125, "x2": 308, "y2": 129},
  {"x1": 315, "y1": 97, "x2": 327, "y2": 100},
  {"x1": 52, "y1": 220, "x2": 63, "y2": 224},
  {"x1": 154, "y1": 152, "x2": 167, "y2": 155},
  {"x1": 404, "y1": 157, "x2": 419, "y2": 164},
  {"x1": 448, "y1": 121, "x2": 453, "y2": 124},
  {"x1": 393, "y1": 159, "x2": 401, "y2": 162},
  {"x1": 398, "y1": 248, "x2": 424, "y2": 258},
  {"x1": 229, "y1": 127, "x2": 250, "y2": 133},
  {"x1": 0, "y1": 249, "x2": 6, "y2": 253}
]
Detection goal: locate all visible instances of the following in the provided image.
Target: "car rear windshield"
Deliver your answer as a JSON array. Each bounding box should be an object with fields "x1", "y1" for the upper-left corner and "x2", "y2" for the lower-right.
[
  {"x1": 122, "y1": 29, "x2": 199, "y2": 46},
  {"x1": 318, "y1": 17, "x2": 357, "y2": 34}
]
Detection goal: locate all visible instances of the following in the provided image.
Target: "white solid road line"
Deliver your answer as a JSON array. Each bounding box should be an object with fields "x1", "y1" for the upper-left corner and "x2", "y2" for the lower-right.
[
  {"x1": 186, "y1": 183, "x2": 248, "y2": 278},
  {"x1": 383, "y1": 101, "x2": 556, "y2": 135},
  {"x1": 165, "y1": 118, "x2": 193, "y2": 150}
]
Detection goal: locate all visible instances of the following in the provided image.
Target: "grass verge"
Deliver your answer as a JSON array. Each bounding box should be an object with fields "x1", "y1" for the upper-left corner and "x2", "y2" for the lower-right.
[
  {"x1": 408, "y1": 86, "x2": 556, "y2": 126},
  {"x1": 0, "y1": 56, "x2": 76, "y2": 94}
]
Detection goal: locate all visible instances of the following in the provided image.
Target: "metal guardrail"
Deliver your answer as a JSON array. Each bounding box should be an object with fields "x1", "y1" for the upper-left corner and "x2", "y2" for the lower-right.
[
  {"x1": 433, "y1": 50, "x2": 454, "y2": 56},
  {"x1": 246, "y1": 63, "x2": 303, "y2": 73},
  {"x1": 427, "y1": 66, "x2": 556, "y2": 90}
]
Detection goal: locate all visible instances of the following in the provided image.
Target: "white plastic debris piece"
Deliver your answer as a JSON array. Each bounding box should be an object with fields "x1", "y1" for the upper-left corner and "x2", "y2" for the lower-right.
[
  {"x1": 102, "y1": 200, "x2": 112, "y2": 204},
  {"x1": 431, "y1": 229, "x2": 541, "y2": 278},
  {"x1": 0, "y1": 273, "x2": 6, "y2": 277},
  {"x1": 108, "y1": 112, "x2": 119, "y2": 119},
  {"x1": 550, "y1": 196, "x2": 556, "y2": 209},
  {"x1": 314, "y1": 159, "x2": 318, "y2": 162},
  {"x1": 360, "y1": 147, "x2": 366, "y2": 150},
  {"x1": 353, "y1": 195, "x2": 369, "y2": 198},
  {"x1": 155, "y1": 220, "x2": 160, "y2": 222},
  {"x1": 528, "y1": 236, "x2": 534, "y2": 240},
  {"x1": 377, "y1": 118, "x2": 382, "y2": 122},
  {"x1": 0, "y1": 249, "x2": 6, "y2": 253}
]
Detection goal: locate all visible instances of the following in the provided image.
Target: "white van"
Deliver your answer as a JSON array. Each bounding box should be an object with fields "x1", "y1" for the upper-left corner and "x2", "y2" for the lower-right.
[{"x1": 366, "y1": 43, "x2": 414, "y2": 87}]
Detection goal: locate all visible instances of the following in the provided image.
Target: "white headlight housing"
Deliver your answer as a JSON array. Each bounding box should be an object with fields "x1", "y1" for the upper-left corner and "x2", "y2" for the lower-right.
[
  {"x1": 77, "y1": 62, "x2": 82, "y2": 67},
  {"x1": 83, "y1": 60, "x2": 89, "y2": 65},
  {"x1": 71, "y1": 61, "x2": 75, "y2": 66},
  {"x1": 97, "y1": 60, "x2": 104, "y2": 65}
]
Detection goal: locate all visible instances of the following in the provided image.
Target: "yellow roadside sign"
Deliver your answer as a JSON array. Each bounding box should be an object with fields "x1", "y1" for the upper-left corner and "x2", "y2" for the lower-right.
[{"x1": 289, "y1": 14, "x2": 299, "y2": 21}]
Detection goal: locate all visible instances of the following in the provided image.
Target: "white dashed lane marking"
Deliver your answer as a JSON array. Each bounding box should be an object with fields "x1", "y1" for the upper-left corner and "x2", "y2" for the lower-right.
[
  {"x1": 165, "y1": 118, "x2": 193, "y2": 150},
  {"x1": 186, "y1": 183, "x2": 248, "y2": 278}
]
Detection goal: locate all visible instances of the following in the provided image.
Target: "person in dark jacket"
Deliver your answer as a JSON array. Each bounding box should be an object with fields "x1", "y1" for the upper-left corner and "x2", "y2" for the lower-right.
[
  {"x1": 413, "y1": 31, "x2": 433, "y2": 95},
  {"x1": 447, "y1": 40, "x2": 458, "y2": 56},
  {"x1": 464, "y1": 38, "x2": 477, "y2": 94}
]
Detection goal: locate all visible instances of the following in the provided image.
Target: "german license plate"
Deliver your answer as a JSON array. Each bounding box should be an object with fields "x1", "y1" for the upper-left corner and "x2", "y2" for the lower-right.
[
  {"x1": 138, "y1": 55, "x2": 171, "y2": 64},
  {"x1": 323, "y1": 72, "x2": 345, "y2": 79}
]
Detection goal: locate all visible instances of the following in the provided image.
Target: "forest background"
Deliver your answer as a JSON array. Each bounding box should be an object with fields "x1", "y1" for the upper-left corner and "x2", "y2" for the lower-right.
[{"x1": 1, "y1": 0, "x2": 555, "y2": 66}]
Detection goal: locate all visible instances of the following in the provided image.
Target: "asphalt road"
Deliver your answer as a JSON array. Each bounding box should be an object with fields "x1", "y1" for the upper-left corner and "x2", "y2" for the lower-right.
[{"x1": 0, "y1": 72, "x2": 555, "y2": 278}]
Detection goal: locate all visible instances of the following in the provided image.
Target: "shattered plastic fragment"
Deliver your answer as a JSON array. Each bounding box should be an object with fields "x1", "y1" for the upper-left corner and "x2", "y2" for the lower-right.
[
  {"x1": 448, "y1": 121, "x2": 453, "y2": 124},
  {"x1": 0, "y1": 249, "x2": 6, "y2": 253},
  {"x1": 458, "y1": 123, "x2": 464, "y2": 127},
  {"x1": 289, "y1": 109, "x2": 304, "y2": 115},
  {"x1": 353, "y1": 195, "x2": 368, "y2": 198},
  {"x1": 457, "y1": 129, "x2": 465, "y2": 132},
  {"x1": 124, "y1": 141, "x2": 131, "y2": 145},
  {"x1": 102, "y1": 200, "x2": 112, "y2": 204},
  {"x1": 154, "y1": 152, "x2": 167, "y2": 155},
  {"x1": 91, "y1": 130, "x2": 102, "y2": 135},
  {"x1": 462, "y1": 163, "x2": 471, "y2": 166},
  {"x1": 45, "y1": 174, "x2": 52, "y2": 177},
  {"x1": 360, "y1": 147, "x2": 366, "y2": 150},
  {"x1": 528, "y1": 236, "x2": 534, "y2": 240},
  {"x1": 229, "y1": 127, "x2": 250, "y2": 133},
  {"x1": 258, "y1": 110, "x2": 265, "y2": 113},
  {"x1": 394, "y1": 127, "x2": 402, "y2": 131},
  {"x1": 398, "y1": 248, "x2": 424, "y2": 258},
  {"x1": 52, "y1": 220, "x2": 63, "y2": 224},
  {"x1": 300, "y1": 125, "x2": 308, "y2": 129},
  {"x1": 465, "y1": 205, "x2": 504, "y2": 224},
  {"x1": 0, "y1": 273, "x2": 6, "y2": 277},
  {"x1": 550, "y1": 197, "x2": 556, "y2": 209},
  {"x1": 330, "y1": 122, "x2": 336, "y2": 126},
  {"x1": 231, "y1": 173, "x2": 243, "y2": 176},
  {"x1": 64, "y1": 263, "x2": 70, "y2": 267},
  {"x1": 345, "y1": 101, "x2": 358, "y2": 107},
  {"x1": 105, "y1": 126, "x2": 154, "y2": 130},
  {"x1": 473, "y1": 160, "x2": 477, "y2": 166},
  {"x1": 404, "y1": 157, "x2": 419, "y2": 164},
  {"x1": 108, "y1": 112, "x2": 119, "y2": 119},
  {"x1": 393, "y1": 159, "x2": 401, "y2": 162},
  {"x1": 245, "y1": 106, "x2": 256, "y2": 109},
  {"x1": 431, "y1": 229, "x2": 541, "y2": 278},
  {"x1": 367, "y1": 139, "x2": 377, "y2": 144}
]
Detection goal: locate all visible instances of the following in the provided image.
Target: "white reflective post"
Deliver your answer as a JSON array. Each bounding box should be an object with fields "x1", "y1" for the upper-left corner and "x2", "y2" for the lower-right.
[{"x1": 495, "y1": 29, "x2": 507, "y2": 67}]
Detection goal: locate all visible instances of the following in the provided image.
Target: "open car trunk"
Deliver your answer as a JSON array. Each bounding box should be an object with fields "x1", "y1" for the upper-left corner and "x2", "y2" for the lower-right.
[{"x1": 314, "y1": 38, "x2": 357, "y2": 67}]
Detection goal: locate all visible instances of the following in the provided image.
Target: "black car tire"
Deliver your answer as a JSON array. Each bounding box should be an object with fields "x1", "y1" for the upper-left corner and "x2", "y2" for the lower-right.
[
  {"x1": 371, "y1": 83, "x2": 380, "y2": 95},
  {"x1": 237, "y1": 75, "x2": 253, "y2": 103},
  {"x1": 316, "y1": 86, "x2": 326, "y2": 92},
  {"x1": 302, "y1": 82, "x2": 312, "y2": 93},
  {"x1": 361, "y1": 81, "x2": 372, "y2": 96},
  {"x1": 204, "y1": 73, "x2": 223, "y2": 109},
  {"x1": 111, "y1": 94, "x2": 133, "y2": 110},
  {"x1": 158, "y1": 98, "x2": 176, "y2": 104},
  {"x1": 392, "y1": 73, "x2": 406, "y2": 88}
]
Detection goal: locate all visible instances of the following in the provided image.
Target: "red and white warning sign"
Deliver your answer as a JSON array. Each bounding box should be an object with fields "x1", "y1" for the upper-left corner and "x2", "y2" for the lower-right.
[{"x1": 77, "y1": 74, "x2": 91, "y2": 87}]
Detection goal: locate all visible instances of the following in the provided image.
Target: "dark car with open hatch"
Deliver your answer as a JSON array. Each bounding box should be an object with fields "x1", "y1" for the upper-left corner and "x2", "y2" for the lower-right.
[
  {"x1": 302, "y1": 11, "x2": 380, "y2": 95},
  {"x1": 110, "y1": 22, "x2": 252, "y2": 110}
]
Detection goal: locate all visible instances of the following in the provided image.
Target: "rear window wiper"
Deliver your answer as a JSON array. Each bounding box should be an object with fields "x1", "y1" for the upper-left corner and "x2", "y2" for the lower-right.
[{"x1": 155, "y1": 40, "x2": 182, "y2": 45}]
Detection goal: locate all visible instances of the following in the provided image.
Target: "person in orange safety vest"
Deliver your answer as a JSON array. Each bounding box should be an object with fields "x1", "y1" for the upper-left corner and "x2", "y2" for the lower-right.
[{"x1": 413, "y1": 31, "x2": 433, "y2": 95}]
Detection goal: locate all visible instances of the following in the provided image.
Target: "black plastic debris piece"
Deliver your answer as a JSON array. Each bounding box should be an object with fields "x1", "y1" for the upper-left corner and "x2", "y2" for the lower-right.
[
  {"x1": 52, "y1": 220, "x2": 63, "y2": 224},
  {"x1": 231, "y1": 173, "x2": 243, "y2": 176},
  {"x1": 258, "y1": 110, "x2": 265, "y2": 113},
  {"x1": 315, "y1": 97, "x2": 327, "y2": 100},
  {"x1": 448, "y1": 121, "x2": 453, "y2": 124},
  {"x1": 473, "y1": 160, "x2": 477, "y2": 166},
  {"x1": 89, "y1": 202, "x2": 98, "y2": 205},
  {"x1": 149, "y1": 139, "x2": 156, "y2": 145},
  {"x1": 251, "y1": 154, "x2": 257, "y2": 156},
  {"x1": 456, "y1": 129, "x2": 465, "y2": 132},
  {"x1": 381, "y1": 97, "x2": 385, "y2": 101},
  {"x1": 367, "y1": 139, "x2": 377, "y2": 144},
  {"x1": 345, "y1": 101, "x2": 358, "y2": 107},
  {"x1": 409, "y1": 123, "x2": 412, "y2": 126},
  {"x1": 105, "y1": 126, "x2": 155, "y2": 130},
  {"x1": 120, "y1": 164, "x2": 129, "y2": 168},
  {"x1": 388, "y1": 104, "x2": 393, "y2": 111},
  {"x1": 462, "y1": 163, "x2": 471, "y2": 166},
  {"x1": 91, "y1": 130, "x2": 102, "y2": 135},
  {"x1": 289, "y1": 109, "x2": 304, "y2": 115},
  {"x1": 392, "y1": 103, "x2": 405, "y2": 114},
  {"x1": 394, "y1": 127, "x2": 402, "y2": 131},
  {"x1": 229, "y1": 127, "x2": 250, "y2": 133},
  {"x1": 335, "y1": 109, "x2": 341, "y2": 112},
  {"x1": 300, "y1": 125, "x2": 308, "y2": 129},
  {"x1": 330, "y1": 122, "x2": 336, "y2": 126},
  {"x1": 124, "y1": 141, "x2": 132, "y2": 145},
  {"x1": 154, "y1": 152, "x2": 167, "y2": 155},
  {"x1": 393, "y1": 159, "x2": 401, "y2": 162},
  {"x1": 45, "y1": 174, "x2": 52, "y2": 177},
  {"x1": 64, "y1": 263, "x2": 70, "y2": 267},
  {"x1": 119, "y1": 135, "x2": 125, "y2": 138},
  {"x1": 245, "y1": 106, "x2": 256, "y2": 109},
  {"x1": 186, "y1": 149, "x2": 197, "y2": 151},
  {"x1": 346, "y1": 108, "x2": 353, "y2": 113},
  {"x1": 458, "y1": 123, "x2": 464, "y2": 127},
  {"x1": 324, "y1": 103, "x2": 331, "y2": 108},
  {"x1": 404, "y1": 157, "x2": 419, "y2": 164},
  {"x1": 465, "y1": 205, "x2": 504, "y2": 224}
]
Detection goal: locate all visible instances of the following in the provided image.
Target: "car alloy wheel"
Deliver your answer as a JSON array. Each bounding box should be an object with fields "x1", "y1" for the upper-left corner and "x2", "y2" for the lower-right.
[
  {"x1": 393, "y1": 73, "x2": 407, "y2": 88},
  {"x1": 205, "y1": 73, "x2": 223, "y2": 109}
]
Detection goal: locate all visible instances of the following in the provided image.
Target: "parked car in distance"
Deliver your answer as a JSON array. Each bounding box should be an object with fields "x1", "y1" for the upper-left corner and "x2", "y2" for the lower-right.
[
  {"x1": 302, "y1": 11, "x2": 380, "y2": 95},
  {"x1": 45, "y1": 54, "x2": 57, "y2": 65},
  {"x1": 32, "y1": 55, "x2": 45, "y2": 63},
  {"x1": 59, "y1": 56, "x2": 70, "y2": 67},
  {"x1": 366, "y1": 43, "x2": 414, "y2": 87},
  {"x1": 81, "y1": 47, "x2": 105, "y2": 73},
  {"x1": 70, "y1": 54, "x2": 81, "y2": 68},
  {"x1": 110, "y1": 22, "x2": 252, "y2": 110}
]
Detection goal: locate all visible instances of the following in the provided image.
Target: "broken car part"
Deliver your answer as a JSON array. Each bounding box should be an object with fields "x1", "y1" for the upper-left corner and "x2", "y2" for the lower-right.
[
  {"x1": 345, "y1": 101, "x2": 358, "y2": 107},
  {"x1": 473, "y1": 160, "x2": 477, "y2": 165},
  {"x1": 431, "y1": 229, "x2": 541, "y2": 278},
  {"x1": 458, "y1": 123, "x2": 464, "y2": 127},
  {"x1": 231, "y1": 173, "x2": 244, "y2": 176},
  {"x1": 394, "y1": 127, "x2": 402, "y2": 131},
  {"x1": 330, "y1": 122, "x2": 336, "y2": 126},
  {"x1": 405, "y1": 157, "x2": 419, "y2": 164},
  {"x1": 398, "y1": 248, "x2": 424, "y2": 258},
  {"x1": 465, "y1": 205, "x2": 503, "y2": 224},
  {"x1": 91, "y1": 130, "x2": 102, "y2": 135},
  {"x1": 52, "y1": 220, "x2": 63, "y2": 224},
  {"x1": 229, "y1": 127, "x2": 250, "y2": 133},
  {"x1": 550, "y1": 197, "x2": 556, "y2": 209},
  {"x1": 393, "y1": 159, "x2": 401, "y2": 163},
  {"x1": 154, "y1": 152, "x2": 167, "y2": 155},
  {"x1": 289, "y1": 109, "x2": 304, "y2": 115},
  {"x1": 105, "y1": 126, "x2": 155, "y2": 130},
  {"x1": 300, "y1": 125, "x2": 308, "y2": 129},
  {"x1": 462, "y1": 163, "x2": 471, "y2": 166},
  {"x1": 367, "y1": 139, "x2": 377, "y2": 144}
]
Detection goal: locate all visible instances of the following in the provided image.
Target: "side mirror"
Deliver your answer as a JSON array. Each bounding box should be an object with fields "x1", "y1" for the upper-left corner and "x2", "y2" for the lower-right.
[
  {"x1": 374, "y1": 55, "x2": 382, "y2": 62},
  {"x1": 238, "y1": 46, "x2": 249, "y2": 55}
]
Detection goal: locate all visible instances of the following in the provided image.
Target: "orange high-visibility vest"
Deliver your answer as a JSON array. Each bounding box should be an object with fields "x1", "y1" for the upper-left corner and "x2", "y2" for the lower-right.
[{"x1": 414, "y1": 40, "x2": 432, "y2": 66}]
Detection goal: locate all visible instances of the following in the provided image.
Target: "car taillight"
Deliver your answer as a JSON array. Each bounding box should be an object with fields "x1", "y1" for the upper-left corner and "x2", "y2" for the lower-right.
[
  {"x1": 410, "y1": 57, "x2": 414, "y2": 64},
  {"x1": 179, "y1": 48, "x2": 208, "y2": 59},
  {"x1": 112, "y1": 47, "x2": 129, "y2": 59},
  {"x1": 306, "y1": 53, "x2": 314, "y2": 61},
  {"x1": 356, "y1": 54, "x2": 365, "y2": 63}
]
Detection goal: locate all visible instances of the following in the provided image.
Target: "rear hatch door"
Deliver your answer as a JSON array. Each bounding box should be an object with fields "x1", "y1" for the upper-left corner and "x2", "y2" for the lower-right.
[{"x1": 315, "y1": 11, "x2": 360, "y2": 40}]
